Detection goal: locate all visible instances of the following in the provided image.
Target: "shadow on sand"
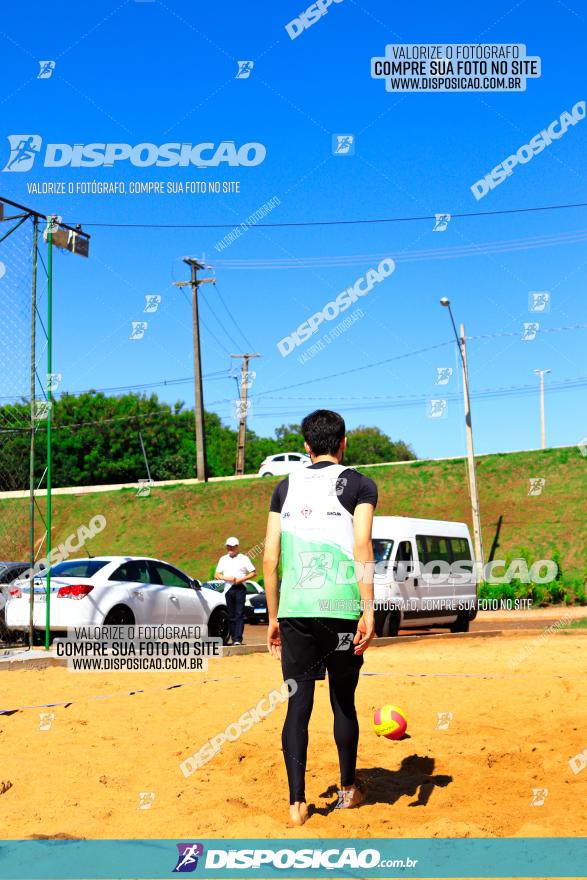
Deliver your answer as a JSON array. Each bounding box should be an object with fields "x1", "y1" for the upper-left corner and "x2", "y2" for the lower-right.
[{"x1": 312, "y1": 754, "x2": 453, "y2": 816}]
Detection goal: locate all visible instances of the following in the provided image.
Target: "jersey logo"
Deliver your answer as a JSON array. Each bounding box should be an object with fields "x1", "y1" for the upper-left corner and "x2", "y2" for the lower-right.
[
  {"x1": 296, "y1": 551, "x2": 333, "y2": 589},
  {"x1": 300, "y1": 506, "x2": 312, "y2": 518},
  {"x1": 328, "y1": 475, "x2": 348, "y2": 496}
]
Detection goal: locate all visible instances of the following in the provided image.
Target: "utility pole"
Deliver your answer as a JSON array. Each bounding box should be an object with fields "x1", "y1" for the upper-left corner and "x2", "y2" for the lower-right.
[
  {"x1": 231, "y1": 353, "x2": 260, "y2": 476},
  {"x1": 174, "y1": 258, "x2": 214, "y2": 482},
  {"x1": 440, "y1": 299, "x2": 484, "y2": 575},
  {"x1": 534, "y1": 369, "x2": 551, "y2": 449},
  {"x1": 459, "y1": 322, "x2": 484, "y2": 572}
]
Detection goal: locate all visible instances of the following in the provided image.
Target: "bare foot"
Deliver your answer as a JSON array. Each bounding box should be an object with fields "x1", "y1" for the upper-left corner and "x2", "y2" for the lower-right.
[
  {"x1": 335, "y1": 783, "x2": 366, "y2": 810},
  {"x1": 289, "y1": 801, "x2": 309, "y2": 826}
]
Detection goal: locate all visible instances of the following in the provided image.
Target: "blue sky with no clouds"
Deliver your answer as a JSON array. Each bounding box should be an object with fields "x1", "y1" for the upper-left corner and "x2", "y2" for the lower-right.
[{"x1": 0, "y1": 0, "x2": 586, "y2": 459}]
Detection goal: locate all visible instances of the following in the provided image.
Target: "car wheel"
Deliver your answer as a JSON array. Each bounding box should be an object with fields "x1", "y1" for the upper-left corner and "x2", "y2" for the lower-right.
[
  {"x1": 0, "y1": 613, "x2": 10, "y2": 644},
  {"x1": 103, "y1": 605, "x2": 135, "y2": 626},
  {"x1": 208, "y1": 607, "x2": 230, "y2": 645},
  {"x1": 449, "y1": 611, "x2": 470, "y2": 633},
  {"x1": 381, "y1": 611, "x2": 400, "y2": 637},
  {"x1": 261, "y1": 472, "x2": 273, "y2": 478}
]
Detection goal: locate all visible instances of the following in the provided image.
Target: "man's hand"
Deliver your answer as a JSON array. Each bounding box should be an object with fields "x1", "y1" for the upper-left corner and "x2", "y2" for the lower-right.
[
  {"x1": 267, "y1": 619, "x2": 281, "y2": 659},
  {"x1": 353, "y1": 611, "x2": 375, "y2": 655}
]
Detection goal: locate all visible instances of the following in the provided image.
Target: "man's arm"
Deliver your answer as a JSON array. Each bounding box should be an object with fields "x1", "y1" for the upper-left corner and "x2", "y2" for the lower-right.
[
  {"x1": 231, "y1": 572, "x2": 256, "y2": 585},
  {"x1": 352, "y1": 502, "x2": 375, "y2": 655},
  {"x1": 263, "y1": 512, "x2": 282, "y2": 657},
  {"x1": 215, "y1": 559, "x2": 233, "y2": 582}
]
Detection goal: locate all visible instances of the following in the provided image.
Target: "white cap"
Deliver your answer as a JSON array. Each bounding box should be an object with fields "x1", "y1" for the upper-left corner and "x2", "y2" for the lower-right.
[{"x1": 225, "y1": 536, "x2": 239, "y2": 547}]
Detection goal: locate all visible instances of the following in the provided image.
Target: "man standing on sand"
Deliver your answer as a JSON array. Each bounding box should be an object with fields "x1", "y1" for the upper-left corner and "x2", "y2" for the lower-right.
[
  {"x1": 263, "y1": 410, "x2": 377, "y2": 826},
  {"x1": 215, "y1": 537, "x2": 256, "y2": 646}
]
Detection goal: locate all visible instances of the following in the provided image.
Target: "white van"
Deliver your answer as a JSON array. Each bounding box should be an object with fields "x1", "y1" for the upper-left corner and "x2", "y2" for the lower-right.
[{"x1": 371, "y1": 516, "x2": 478, "y2": 637}]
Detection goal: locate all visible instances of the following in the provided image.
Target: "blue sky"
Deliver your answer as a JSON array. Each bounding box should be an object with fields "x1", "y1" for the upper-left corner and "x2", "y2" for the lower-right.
[{"x1": 1, "y1": 0, "x2": 586, "y2": 460}]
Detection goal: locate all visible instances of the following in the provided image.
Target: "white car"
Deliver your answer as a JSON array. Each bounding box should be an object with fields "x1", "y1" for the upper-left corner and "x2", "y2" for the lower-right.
[
  {"x1": 202, "y1": 579, "x2": 268, "y2": 623},
  {"x1": 6, "y1": 556, "x2": 230, "y2": 643},
  {"x1": 258, "y1": 452, "x2": 311, "y2": 477}
]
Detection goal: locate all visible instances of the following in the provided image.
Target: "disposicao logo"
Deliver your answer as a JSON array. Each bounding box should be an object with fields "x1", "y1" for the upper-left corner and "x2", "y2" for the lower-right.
[
  {"x1": 277, "y1": 258, "x2": 395, "y2": 357},
  {"x1": 3, "y1": 135, "x2": 42, "y2": 172},
  {"x1": 2, "y1": 136, "x2": 266, "y2": 171},
  {"x1": 173, "y1": 843, "x2": 205, "y2": 873}
]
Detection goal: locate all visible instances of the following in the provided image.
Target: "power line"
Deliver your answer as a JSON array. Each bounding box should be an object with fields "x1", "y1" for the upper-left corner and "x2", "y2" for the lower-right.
[
  {"x1": 179, "y1": 286, "x2": 232, "y2": 356},
  {"x1": 64, "y1": 200, "x2": 587, "y2": 230},
  {"x1": 3, "y1": 324, "x2": 581, "y2": 405},
  {"x1": 2, "y1": 374, "x2": 585, "y2": 434},
  {"x1": 246, "y1": 325, "x2": 587, "y2": 401},
  {"x1": 243, "y1": 341, "x2": 456, "y2": 399},
  {"x1": 212, "y1": 281, "x2": 256, "y2": 352},
  {"x1": 199, "y1": 285, "x2": 244, "y2": 353},
  {"x1": 210, "y1": 228, "x2": 587, "y2": 270},
  {"x1": 243, "y1": 376, "x2": 587, "y2": 413},
  {"x1": 244, "y1": 376, "x2": 587, "y2": 402},
  {"x1": 63, "y1": 371, "x2": 231, "y2": 398},
  {"x1": 0, "y1": 372, "x2": 232, "y2": 403}
]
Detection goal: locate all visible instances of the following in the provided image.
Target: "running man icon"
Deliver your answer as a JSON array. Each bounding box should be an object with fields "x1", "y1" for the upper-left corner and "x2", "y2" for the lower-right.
[
  {"x1": 4, "y1": 135, "x2": 42, "y2": 172},
  {"x1": 37, "y1": 60, "x2": 56, "y2": 79}
]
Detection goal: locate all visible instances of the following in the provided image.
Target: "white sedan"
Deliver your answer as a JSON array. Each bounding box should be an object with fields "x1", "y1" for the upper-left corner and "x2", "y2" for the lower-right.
[
  {"x1": 258, "y1": 452, "x2": 311, "y2": 477},
  {"x1": 6, "y1": 556, "x2": 230, "y2": 643}
]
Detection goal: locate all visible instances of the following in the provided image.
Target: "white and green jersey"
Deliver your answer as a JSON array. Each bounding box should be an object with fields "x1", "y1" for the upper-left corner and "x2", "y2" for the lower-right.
[{"x1": 275, "y1": 463, "x2": 372, "y2": 620}]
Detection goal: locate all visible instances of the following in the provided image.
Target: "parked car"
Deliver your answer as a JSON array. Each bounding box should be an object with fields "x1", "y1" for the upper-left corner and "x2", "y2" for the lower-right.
[
  {"x1": 258, "y1": 452, "x2": 310, "y2": 477},
  {"x1": 201, "y1": 579, "x2": 268, "y2": 623},
  {"x1": 372, "y1": 516, "x2": 478, "y2": 637},
  {"x1": 0, "y1": 561, "x2": 34, "y2": 641},
  {"x1": 6, "y1": 556, "x2": 229, "y2": 643}
]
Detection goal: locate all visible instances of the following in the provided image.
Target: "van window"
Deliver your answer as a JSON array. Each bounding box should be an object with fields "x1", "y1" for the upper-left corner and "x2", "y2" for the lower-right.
[
  {"x1": 450, "y1": 537, "x2": 473, "y2": 572},
  {"x1": 393, "y1": 540, "x2": 414, "y2": 580},
  {"x1": 416, "y1": 536, "x2": 427, "y2": 563},
  {"x1": 416, "y1": 535, "x2": 451, "y2": 565},
  {"x1": 372, "y1": 539, "x2": 394, "y2": 562}
]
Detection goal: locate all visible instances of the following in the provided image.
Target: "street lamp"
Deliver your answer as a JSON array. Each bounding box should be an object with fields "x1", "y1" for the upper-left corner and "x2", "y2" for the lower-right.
[
  {"x1": 439, "y1": 298, "x2": 484, "y2": 572},
  {"x1": 534, "y1": 369, "x2": 551, "y2": 450}
]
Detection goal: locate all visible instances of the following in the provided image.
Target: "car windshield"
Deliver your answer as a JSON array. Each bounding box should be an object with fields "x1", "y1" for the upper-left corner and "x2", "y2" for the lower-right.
[
  {"x1": 45, "y1": 560, "x2": 109, "y2": 578},
  {"x1": 202, "y1": 581, "x2": 225, "y2": 592},
  {"x1": 372, "y1": 539, "x2": 394, "y2": 563}
]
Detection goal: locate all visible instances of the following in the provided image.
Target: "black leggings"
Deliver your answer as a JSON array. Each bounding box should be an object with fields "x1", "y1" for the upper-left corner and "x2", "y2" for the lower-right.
[{"x1": 281, "y1": 673, "x2": 360, "y2": 804}]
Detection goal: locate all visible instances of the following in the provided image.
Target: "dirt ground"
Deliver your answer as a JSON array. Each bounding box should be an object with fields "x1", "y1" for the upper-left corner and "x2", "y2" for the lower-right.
[{"x1": 0, "y1": 632, "x2": 585, "y2": 841}]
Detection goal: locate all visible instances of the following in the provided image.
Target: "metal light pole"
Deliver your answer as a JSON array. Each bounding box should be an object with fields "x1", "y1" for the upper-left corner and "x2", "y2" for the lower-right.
[
  {"x1": 45, "y1": 217, "x2": 54, "y2": 649},
  {"x1": 440, "y1": 298, "x2": 484, "y2": 573},
  {"x1": 42, "y1": 213, "x2": 90, "y2": 648},
  {"x1": 534, "y1": 369, "x2": 551, "y2": 450}
]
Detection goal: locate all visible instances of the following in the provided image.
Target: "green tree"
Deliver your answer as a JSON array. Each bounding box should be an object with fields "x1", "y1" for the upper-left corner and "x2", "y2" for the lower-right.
[
  {"x1": 0, "y1": 395, "x2": 416, "y2": 488},
  {"x1": 345, "y1": 426, "x2": 416, "y2": 466}
]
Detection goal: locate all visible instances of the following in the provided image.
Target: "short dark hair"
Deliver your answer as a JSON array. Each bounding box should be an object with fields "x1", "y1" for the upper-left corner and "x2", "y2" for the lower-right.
[{"x1": 301, "y1": 409, "x2": 346, "y2": 456}]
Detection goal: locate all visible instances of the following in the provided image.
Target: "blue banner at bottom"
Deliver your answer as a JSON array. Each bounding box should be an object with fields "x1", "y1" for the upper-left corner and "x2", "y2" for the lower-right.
[{"x1": 0, "y1": 838, "x2": 585, "y2": 879}]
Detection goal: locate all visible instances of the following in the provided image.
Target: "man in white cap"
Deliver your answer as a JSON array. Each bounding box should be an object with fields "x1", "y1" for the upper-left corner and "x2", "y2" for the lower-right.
[{"x1": 215, "y1": 537, "x2": 256, "y2": 645}]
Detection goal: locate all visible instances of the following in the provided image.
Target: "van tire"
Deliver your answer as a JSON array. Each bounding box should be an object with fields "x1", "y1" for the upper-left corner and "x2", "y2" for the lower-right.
[
  {"x1": 381, "y1": 611, "x2": 400, "y2": 638},
  {"x1": 450, "y1": 611, "x2": 470, "y2": 633}
]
